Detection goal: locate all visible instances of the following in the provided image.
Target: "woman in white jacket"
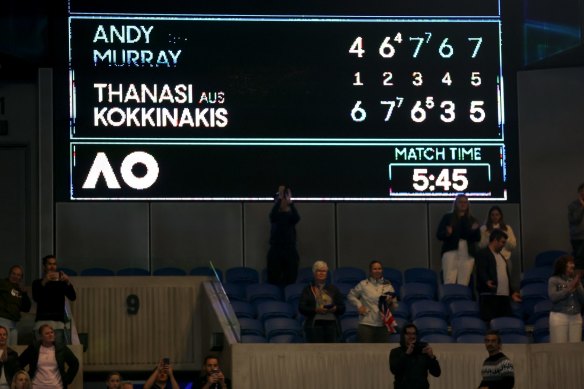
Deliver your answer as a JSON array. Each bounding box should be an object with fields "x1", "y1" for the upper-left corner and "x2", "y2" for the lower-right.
[{"x1": 347, "y1": 261, "x2": 397, "y2": 343}]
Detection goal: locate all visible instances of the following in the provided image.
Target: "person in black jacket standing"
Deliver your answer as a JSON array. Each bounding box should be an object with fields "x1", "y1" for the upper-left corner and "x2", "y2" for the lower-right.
[
  {"x1": 267, "y1": 185, "x2": 300, "y2": 287},
  {"x1": 18, "y1": 324, "x2": 79, "y2": 389},
  {"x1": 437, "y1": 194, "x2": 480, "y2": 286},
  {"x1": 32, "y1": 255, "x2": 76, "y2": 346},
  {"x1": 389, "y1": 324, "x2": 441, "y2": 389},
  {"x1": 476, "y1": 229, "x2": 521, "y2": 321}
]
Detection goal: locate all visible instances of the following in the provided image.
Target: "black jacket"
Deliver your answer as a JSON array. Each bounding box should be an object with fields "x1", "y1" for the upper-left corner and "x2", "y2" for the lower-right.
[
  {"x1": 436, "y1": 212, "x2": 480, "y2": 256},
  {"x1": 389, "y1": 341, "x2": 441, "y2": 389},
  {"x1": 19, "y1": 342, "x2": 79, "y2": 388},
  {"x1": 0, "y1": 347, "x2": 20, "y2": 385}
]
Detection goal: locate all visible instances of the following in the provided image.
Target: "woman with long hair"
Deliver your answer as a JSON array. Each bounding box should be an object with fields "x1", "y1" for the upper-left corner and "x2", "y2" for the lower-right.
[
  {"x1": 436, "y1": 195, "x2": 481, "y2": 285},
  {"x1": 10, "y1": 371, "x2": 31, "y2": 389},
  {"x1": 478, "y1": 206, "x2": 517, "y2": 262},
  {"x1": 548, "y1": 255, "x2": 584, "y2": 343},
  {"x1": 0, "y1": 325, "x2": 20, "y2": 389}
]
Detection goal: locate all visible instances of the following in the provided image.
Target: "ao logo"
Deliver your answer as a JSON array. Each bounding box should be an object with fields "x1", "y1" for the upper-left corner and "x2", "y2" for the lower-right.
[{"x1": 82, "y1": 151, "x2": 159, "y2": 190}]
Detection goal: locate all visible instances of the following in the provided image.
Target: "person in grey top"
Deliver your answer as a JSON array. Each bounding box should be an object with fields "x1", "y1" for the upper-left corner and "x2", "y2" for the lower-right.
[
  {"x1": 548, "y1": 255, "x2": 584, "y2": 343},
  {"x1": 568, "y1": 182, "x2": 584, "y2": 271}
]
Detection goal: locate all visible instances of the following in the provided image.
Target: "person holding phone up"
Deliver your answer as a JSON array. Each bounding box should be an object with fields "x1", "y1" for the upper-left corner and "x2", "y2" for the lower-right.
[
  {"x1": 143, "y1": 358, "x2": 179, "y2": 389},
  {"x1": 193, "y1": 355, "x2": 230, "y2": 389},
  {"x1": 32, "y1": 255, "x2": 76, "y2": 346},
  {"x1": 389, "y1": 324, "x2": 441, "y2": 389}
]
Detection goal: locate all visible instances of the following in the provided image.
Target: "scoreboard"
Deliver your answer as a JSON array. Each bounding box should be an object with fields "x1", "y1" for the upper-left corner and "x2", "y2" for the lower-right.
[{"x1": 63, "y1": 0, "x2": 513, "y2": 201}]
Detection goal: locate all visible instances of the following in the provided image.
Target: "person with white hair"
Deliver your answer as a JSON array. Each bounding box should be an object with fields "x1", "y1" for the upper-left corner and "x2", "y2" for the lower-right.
[{"x1": 298, "y1": 261, "x2": 345, "y2": 342}]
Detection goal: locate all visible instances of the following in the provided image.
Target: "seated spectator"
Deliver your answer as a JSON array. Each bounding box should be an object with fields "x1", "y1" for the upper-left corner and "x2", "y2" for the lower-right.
[
  {"x1": 0, "y1": 325, "x2": 20, "y2": 389},
  {"x1": 18, "y1": 324, "x2": 79, "y2": 389},
  {"x1": 10, "y1": 371, "x2": 32, "y2": 389},
  {"x1": 193, "y1": 355, "x2": 230, "y2": 389},
  {"x1": 298, "y1": 260, "x2": 345, "y2": 343},
  {"x1": 143, "y1": 358, "x2": 179, "y2": 389}
]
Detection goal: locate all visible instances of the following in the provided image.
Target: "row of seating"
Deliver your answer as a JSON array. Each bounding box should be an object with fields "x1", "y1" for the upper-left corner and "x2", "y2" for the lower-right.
[
  {"x1": 59, "y1": 266, "x2": 222, "y2": 278},
  {"x1": 238, "y1": 313, "x2": 553, "y2": 344}
]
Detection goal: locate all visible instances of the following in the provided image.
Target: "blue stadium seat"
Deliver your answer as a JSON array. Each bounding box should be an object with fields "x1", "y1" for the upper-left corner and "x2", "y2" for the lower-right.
[
  {"x1": 529, "y1": 299, "x2": 552, "y2": 324},
  {"x1": 449, "y1": 300, "x2": 480, "y2": 319},
  {"x1": 451, "y1": 316, "x2": 487, "y2": 338},
  {"x1": 520, "y1": 282, "x2": 548, "y2": 319},
  {"x1": 240, "y1": 334, "x2": 267, "y2": 343},
  {"x1": 535, "y1": 250, "x2": 568, "y2": 267},
  {"x1": 341, "y1": 302, "x2": 359, "y2": 319},
  {"x1": 333, "y1": 267, "x2": 366, "y2": 286},
  {"x1": 413, "y1": 317, "x2": 449, "y2": 337},
  {"x1": 420, "y1": 334, "x2": 454, "y2": 343},
  {"x1": 153, "y1": 267, "x2": 186, "y2": 276},
  {"x1": 383, "y1": 267, "x2": 403, "y2": 293},
  {"x1": 296, "y1": 267, "x2": 314, "y2": 284},
  {"x1": 264, "y1": 318, "x2": 302, "y2": 341},
  {"x1": 117, "y1": 267, "x2": 150, "y2": 276},
  {"x1": 490, "y1": 317, "x2": 526, "y2": 335},
  {"x1": 335, "y1": 283, "x2": 354, "y2": 299},
  {"x1": 238, "y1": 318, "x2": 264, "y2": 337},
  {"x1": 246, "y1": 283, "x2": 282, "y2": 305},
  {"x1": 190, "y1": 266, "x2": 223, "y2": 281},
  {"x1": 404, "y1": 268, "x2": 438, "y2": 292},
  {"x1": 500, "y1": 334, "x2": 530, "y2": 344},
  {"x1": 456, "y1": 334, "x2": 486, "y2": 343},
  {"x1": 80, "y1": 267, "x2": 115, "y2": 276},
  {"x1": 439, "y1": 284, "x2": 472, "y2": 306},
  {"x1": 393, "y1": 302, "x2": 410, "y2": 320},
  {"x1": 520, "y1": 266, "x2": 553, "y2": 288},
  {"x1": 256, "y1": 301, "x2": 296, "y2": 322},
  {"x1": 340, "y1": 316, "x2": 359, "y2": 342},
  {"x1": 223, "y1": 283, "x2": 246, "y2": 301},
  {"x1": 284, "y1": 283, "x2": 306, "y2": 309},
  {"x1": 410, "y1": 300, "x2": 448, "y2": 321},
  {"x1": 532, "y1": 317, "x2": 550, "y2": 343},
  {"x1": 226, "y1": 267, "x2": 260, "y2": 287},
  {"x1": 269, "y1": 334, "x2": 304, "y2": 343},
  {"x1": 401, "y1": 282, "x2": 435, "y2": 305},
  {"x1": 231, "y1": 301, "x2": 256, "y2": 319},
  {"x1": 58, "y1": 267, "x2": 78, "y2": 276}
]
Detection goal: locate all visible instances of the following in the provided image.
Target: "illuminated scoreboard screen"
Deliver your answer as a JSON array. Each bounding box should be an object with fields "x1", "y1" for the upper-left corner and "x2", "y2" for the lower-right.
[{"x1": 63, "y1": 0, "x2": 514, "y2": 201}]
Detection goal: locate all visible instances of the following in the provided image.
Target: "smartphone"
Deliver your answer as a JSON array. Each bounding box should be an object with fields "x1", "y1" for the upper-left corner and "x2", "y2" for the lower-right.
[{"x1": 162, "y1": 357, "x2": 170, "y2": 365}]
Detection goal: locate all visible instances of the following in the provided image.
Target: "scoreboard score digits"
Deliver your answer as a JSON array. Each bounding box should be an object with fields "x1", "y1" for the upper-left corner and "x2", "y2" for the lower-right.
[{"x1": 65, "y1": 0, "x2": 511, "y2": 201}]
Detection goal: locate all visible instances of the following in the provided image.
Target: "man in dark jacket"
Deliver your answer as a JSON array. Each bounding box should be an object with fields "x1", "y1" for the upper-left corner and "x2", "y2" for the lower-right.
[
  {"x1": 389, "y1": 324, "x2": 441, "y2": 389},
  {"x1": 476, "y1": 229, "x2": 521, "y2": 321}
]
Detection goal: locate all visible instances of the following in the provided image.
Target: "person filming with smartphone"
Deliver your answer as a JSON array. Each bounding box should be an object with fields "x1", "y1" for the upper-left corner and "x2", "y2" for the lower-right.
[
  {"x1": 389, "y1": 324, "x2": 441, "y2": 389},
  {"x1": 143, "y1": 357, "x2": 179, "y2": 389},
  {"x1": 193, "y1": 355, "x2": 230, "y2": 389},
  {"x1": 32, "y1": 255, "x2": 76, "y2": 346}
]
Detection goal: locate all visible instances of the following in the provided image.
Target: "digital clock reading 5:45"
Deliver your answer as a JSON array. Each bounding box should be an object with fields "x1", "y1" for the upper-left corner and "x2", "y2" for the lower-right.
[
  {"x1": 388, "y1": 164, "x2": 494, "y2": 197},
  {"x1": 412, "y1": 168, "x2": 468, "y2": 191}
]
